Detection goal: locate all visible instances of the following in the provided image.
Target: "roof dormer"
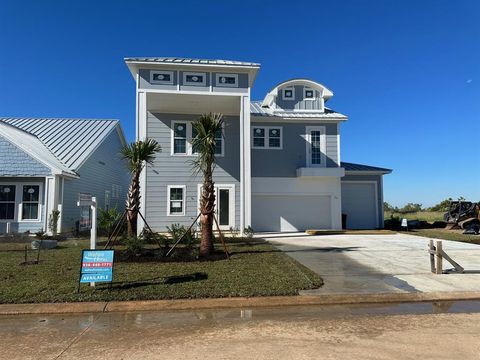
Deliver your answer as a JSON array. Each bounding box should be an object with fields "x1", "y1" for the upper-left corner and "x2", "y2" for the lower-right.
[{"x1": 261, "y1": 79, "x2": 334, "y2": 112}]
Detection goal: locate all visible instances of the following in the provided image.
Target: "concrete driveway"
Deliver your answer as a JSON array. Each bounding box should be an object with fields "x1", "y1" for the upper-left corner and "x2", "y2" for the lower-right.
[{"x1": 265, "y1": 233, "x2": 480, "y2": 295}]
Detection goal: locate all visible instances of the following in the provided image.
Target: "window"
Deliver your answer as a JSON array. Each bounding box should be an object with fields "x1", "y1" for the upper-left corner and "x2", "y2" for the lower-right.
[
  {"x1": 282, "y1": 87, "x2": 295, "y2": 100},
  {"x1": 0, "y1": 185, "x2": 16, "y2": 220},
  {"x1": 172, "y1": 121, "x2": 224, "y2": 156},
  {"x1": 216, "y1": 73, "x2": 238, "y2": 88},
  {"x1": 183, "y1": 72, "x2": 206, "y2": 86},
  {"x1": 173, "y1": 122, "x2": 187, "y2": 154},
  {"x1": 112, "y1": 185, "x2": 121, "y2": 199},
  {"x1": 306, "y1": 126, "x2": 326, "y2": 167},
  {"x1": 21, "y1": 185, "x2": 40, "y2": 220},
  {"x1": 167, "y1": 186, "x2": 186, "y2": 216},
  {"x1": 252, "y1": 126, "x2": 282, "y2": 149},
  {"x1": 304, "y1": 87, "x2": 315, "y2": 100},
  {"x1": 150, "y1": 70, "x2": 174, "y2": 85}
]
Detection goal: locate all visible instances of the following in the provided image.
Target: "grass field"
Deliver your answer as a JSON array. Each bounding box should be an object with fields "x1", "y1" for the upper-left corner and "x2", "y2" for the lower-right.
[
  {"x1": 403, "y1": 229, "x2": 480, "y2": 244},
  {"x1": 384, "y1": 211, "x2": 445, "y2": 222},
  {"x1": 0, "y1": 238, "x2": 322, "y2": 304}
]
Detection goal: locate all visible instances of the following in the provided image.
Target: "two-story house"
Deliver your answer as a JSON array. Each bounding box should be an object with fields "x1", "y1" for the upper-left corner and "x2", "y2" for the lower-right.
[{"x1": 125, "y1": 57, "x2": 391, "y2": 234}]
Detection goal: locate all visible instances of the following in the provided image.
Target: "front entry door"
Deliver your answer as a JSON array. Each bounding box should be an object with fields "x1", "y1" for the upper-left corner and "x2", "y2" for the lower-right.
[{"x1": 198, "y1": 184, "x2": 235, "y2": 230}]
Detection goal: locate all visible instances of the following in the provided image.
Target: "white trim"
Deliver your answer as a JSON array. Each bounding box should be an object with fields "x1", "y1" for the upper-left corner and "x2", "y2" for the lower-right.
[
  {"x1": 197, "y1": 184, "x2": 235, "y2": 229},
  {"x1": 150, "y1": 70, "x2": 174, "y2": 85},
  {"x1": 215, "y1": 73, "x2": 239, "y2": 88},
  {"x1": 170, "y1": 120, "x2": 224, "y2": 157},
  {"x1": 251, "y1": 126, "x2": 283, "y2": 150},
  {"x1": 183, "y1": 71, "x2": 207, "y2": 86},
  {"x1": 336, "y1": 123, "x2": 341, "y2": 165},
  {"x1": 250, "y1": 116, "x2": 348, "y2": 123},
  {"x1": 305, "y1": 126, "x2": 326, "y2": 167},
  {"x1": 167, "y1": 185, "x2": 186, "y2": 216},
  {"x1": 303, "y1": 87, "x2": 316, "y2": 100},
  {"x1": 341, "y1": 180, "x2": 380, "y2": 229},
  {"x1": 243, "y1": 94, "x2": 251, "y2": 230},
  {"x1": 281, "y1": 86, "x2": 295, "y2": 101}
]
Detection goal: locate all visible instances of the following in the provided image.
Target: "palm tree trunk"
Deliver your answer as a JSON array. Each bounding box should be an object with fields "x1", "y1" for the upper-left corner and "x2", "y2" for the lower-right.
[
  {"x1": 199, "y1": 172, "x2": 215, "y2": 257},
  {"x1": 126, "y1": 170, "x2": 141, "y2": 237}
]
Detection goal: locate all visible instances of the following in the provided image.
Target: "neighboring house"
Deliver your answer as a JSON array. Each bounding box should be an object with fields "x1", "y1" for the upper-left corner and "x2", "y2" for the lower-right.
[
  {"x1": 125, "y1": 57, "x2": 391, "y2": 233},
  {"x1": 0, "y1": 118, "x2": 129, "y2": 235}
]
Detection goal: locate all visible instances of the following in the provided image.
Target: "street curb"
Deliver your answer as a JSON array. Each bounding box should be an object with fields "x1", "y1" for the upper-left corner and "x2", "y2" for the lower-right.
[{"x1": 2, "y1": 291, "x2": 480, "y2": 315}]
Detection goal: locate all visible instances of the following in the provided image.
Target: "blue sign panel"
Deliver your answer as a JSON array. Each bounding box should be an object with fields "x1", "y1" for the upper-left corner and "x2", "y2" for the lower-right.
[{"x1": 80, "y1": 250, "x2": 114, "y2": 284}]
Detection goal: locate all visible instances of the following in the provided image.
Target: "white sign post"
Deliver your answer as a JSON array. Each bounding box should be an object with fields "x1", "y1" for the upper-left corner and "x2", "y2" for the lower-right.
[{"x1": 77, "y1": 194, "x2": 97, "y2": 287}]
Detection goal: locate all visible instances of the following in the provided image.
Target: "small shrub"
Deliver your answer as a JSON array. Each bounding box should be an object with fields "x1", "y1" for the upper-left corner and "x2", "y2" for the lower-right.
[
  {"x1": 98, "y1": 207, "x2": 123, "y2": 237},
  {"x1": 384, "y1": 215, "x2": 401, "y2": 230},
  {"x1": 48, "y1": 210, "x2": 61, "y2": 236},
  {"x1": 123, "y1": 236, "x2": 145, "y2": 258},
  {"x1": 243, "y1": 226, "x2": 254, "y2": 239},
  {"x1": 166, "y1": 223, "x2": 197, "y2": 258},
  {"x1": 229, "y1": 226, "x2": 239, "y2": 239}
]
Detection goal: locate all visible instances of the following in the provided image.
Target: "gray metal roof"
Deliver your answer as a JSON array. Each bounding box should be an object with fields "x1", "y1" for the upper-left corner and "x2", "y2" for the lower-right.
[
  {"x1": 124, "y1": 57, "x2": 260, "y2": 67},
  {"x1": 0, "y1": 118, "x2": 120, "y2": 172},
  {"x1": 341, "y1": 162, "x2": 392, "y2": 174},
  {"x1": 250, "y1": 101, "x2": 347, "y2": 119}
]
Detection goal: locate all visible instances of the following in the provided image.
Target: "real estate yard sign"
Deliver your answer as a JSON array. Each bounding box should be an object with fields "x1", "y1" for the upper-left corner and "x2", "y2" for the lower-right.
[{"x1": 78, "y1": 250, "x2": 114, "y2": 291}]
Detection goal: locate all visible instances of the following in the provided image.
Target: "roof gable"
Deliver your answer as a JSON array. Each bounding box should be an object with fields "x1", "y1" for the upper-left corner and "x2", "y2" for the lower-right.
[{"x1": 0, "y1": 118, "x2": 120, "y2": 171}]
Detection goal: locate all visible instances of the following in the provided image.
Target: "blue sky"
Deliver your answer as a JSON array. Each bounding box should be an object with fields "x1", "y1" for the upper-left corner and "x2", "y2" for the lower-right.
[{"x1": 1, "y1": 0, "x2": 479, "y2": 207}]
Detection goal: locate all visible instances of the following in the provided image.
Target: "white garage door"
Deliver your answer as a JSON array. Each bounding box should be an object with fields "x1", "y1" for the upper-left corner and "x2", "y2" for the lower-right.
[
  {"x1": 341, "y1": 182, "x2": 378, "y2": 229},
  {"x1": 252, "y1": 195, "x2": 332, "y2": 232}
]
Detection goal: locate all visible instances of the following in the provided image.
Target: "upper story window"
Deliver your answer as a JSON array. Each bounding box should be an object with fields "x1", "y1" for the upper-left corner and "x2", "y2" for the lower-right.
[
  {"x1": 282, "y1": 87, "x2": 295, "y2": 101},
  {"x1": 304, "y1": 87, "x2": 315, "y2": 100},
  {"x1": 0, "y1": 185, "x2": 16, "y2": 220},
  {"x1": 306, "y1": 126, "x2": 326, "y2": 167},
  {"x1": 252, "y1": 126, "x2": 283, "y2": 150},
  {"x1": 150, "y1": 70, "x2": 174, "y2": 85},
  {"x1": 216, "y1": 73, "x2": 238, "y2": 88},
  {"x1": 172, "y1": 121, "x2": 224, "y2": 156},
  {"x1": 183, "y1": 72, "x2": 206, "y2": 86},
  {"x1": 21, "y1": 185, "x2": 40, "y2": 221}
]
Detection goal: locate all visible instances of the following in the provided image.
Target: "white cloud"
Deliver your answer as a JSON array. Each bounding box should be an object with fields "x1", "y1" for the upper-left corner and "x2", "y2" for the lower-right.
[{"x1": 466, "y1": 79, "x2": 473, "y2": 84}]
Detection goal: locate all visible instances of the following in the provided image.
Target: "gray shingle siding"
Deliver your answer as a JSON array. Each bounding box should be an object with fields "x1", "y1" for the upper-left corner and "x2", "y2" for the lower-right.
[
  {"x1": 251, "y1": 122, "x2": 339, "y2": 177},
  {"x1": 61, "y1": 128, "x2": 130, "y2": 231},
  {"x1": 0, "y1": 135, "x2": 51, "y2": 176},
  {"x1": 145, "y1": 112, "x2": 240, "y2": 231}
]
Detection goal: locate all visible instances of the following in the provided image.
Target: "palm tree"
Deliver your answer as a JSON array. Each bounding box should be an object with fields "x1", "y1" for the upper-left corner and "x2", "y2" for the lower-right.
[
  {"x1": 121, "y1": 139, "x2": 161, "y2": 237},
  {"x1": 191, "y1": 113, "x2": 224, "y2": 257}
]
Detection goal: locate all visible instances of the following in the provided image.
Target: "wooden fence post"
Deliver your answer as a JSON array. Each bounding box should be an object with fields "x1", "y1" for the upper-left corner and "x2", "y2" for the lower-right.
[{"x1": 435, "y1": 241, "x2": 443, "y2": 274}]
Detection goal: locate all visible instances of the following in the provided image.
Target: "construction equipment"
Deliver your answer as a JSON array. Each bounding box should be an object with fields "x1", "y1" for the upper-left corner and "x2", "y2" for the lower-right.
[{"x1": 444, "y1": 201, "x2": 480, "y2": 232}]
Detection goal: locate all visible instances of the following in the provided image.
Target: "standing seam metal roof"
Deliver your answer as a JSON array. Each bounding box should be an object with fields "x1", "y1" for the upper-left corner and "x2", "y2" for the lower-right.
[
  {"x1": 341, "y1": 162, "x2": 392, "y2": 173},
  {"x1": 0, "y1": 118, "x2": 119, "y2": 171},
  {"x1": 250, "y1": 101, "x2": 347, "y2": 119},
  {"x1": 124, "y1": 57, "x2": 260, "y2": 67}
]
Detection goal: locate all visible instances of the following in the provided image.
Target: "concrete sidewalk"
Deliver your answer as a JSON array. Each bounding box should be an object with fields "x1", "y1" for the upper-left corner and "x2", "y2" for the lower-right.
[{"x1": 268, "y1": 233, "x2": 480, "y2": 295}]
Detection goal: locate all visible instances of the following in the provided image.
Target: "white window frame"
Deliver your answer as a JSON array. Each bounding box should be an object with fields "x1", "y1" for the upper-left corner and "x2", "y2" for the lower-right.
[
  {"x1": 303, "y1": 87, "x2": 316, "y2": 100},
  {"x1": 282, "y1": 87, "x2": 295, "y2": 101},
  {"x1": 183, "y1": 72, "x2": 207, "y2": 86},
  {"x1": 171, "y1": 120, "x2": 224, "y2": 156},
  {"x1": 167, "y1": 185, "x2": 186, "y2": 216},
  {"x1": 215, "y1": 73, "x2": 238, "y2": 88},
  {"x1": 0, "y1": 184, "x2": 17, "y2": 222},
  {"x1": 251, "y1": 126, "x2": 283, "y2": 150},
  {"x1": 197, "y1": 184, "x2": 235, "y2": 230},
  {"x1": 19, "y1": 183, "x2": 42, "y2": 222},
  {"x1": 150, "y1": 70, "x2": 174, "y2": 85},
  {"x1": 306, "y1": 126, "x2": 326, "y2": 168}
]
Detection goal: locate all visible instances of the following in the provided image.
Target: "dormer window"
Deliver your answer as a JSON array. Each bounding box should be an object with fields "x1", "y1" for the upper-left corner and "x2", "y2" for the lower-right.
[
  {"x1": 304, "y1": 87, "x2": 315, "y2": 100},
  {"x1": 183, "y1": 72, "x2": 206, "y2": 86},
  {"x1": 150, "y1": 71, "x2": 174, "y2": 85},
  {"x1": 282, "y1": 87, "x2": 295, "y2": 100},
  {"x1": 216, "y1": 73, "x2": 238, "y2": 88}
]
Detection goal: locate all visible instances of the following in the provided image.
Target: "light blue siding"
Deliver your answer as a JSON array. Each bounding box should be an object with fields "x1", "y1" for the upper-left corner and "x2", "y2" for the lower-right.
[
  {"x1": 145, "y1": 112, "x2": 240, "y2": 231},
  {"x1": 275, "y1": 85, "x2": 322, "y2": 111},
  {"x1": 62, "y1": 128, "x2": 130, "y2": 232},
  {"x1": 0, "y1": 177, "x2": 46, "y2": 234},
  {"x1": 0, "y1": 136, "x2": 51, "y2": 176},
  {"x1": 251, "y1": 122, "x2": 339, "y2": 177}
]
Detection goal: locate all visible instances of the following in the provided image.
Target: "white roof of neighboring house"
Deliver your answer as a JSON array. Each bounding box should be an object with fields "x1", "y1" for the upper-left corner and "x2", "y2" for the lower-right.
[{"x1": 0, "y1": 118, "x2": 124, "y2": 177}]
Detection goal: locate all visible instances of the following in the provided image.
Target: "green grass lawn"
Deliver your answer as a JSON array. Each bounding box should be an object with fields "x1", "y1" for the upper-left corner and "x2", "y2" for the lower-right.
[
  {"x1": 403, "y1": 229, "x2": 480, "y2": 244},
  {"x1": 385, "y1": 211, "x2": 445, "y2": 222},
  {"x1": 0, "y1": 238, "x2": 322, "y2": 304}
]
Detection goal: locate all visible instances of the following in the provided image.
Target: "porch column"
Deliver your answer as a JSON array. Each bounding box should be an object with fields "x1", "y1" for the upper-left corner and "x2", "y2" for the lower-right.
[
  {"x1": 44, "y1": 175, "x2": 61, "y2": 235},
  {"x1": 240, "y1": 95, "x2": 252, "y2": 233}
]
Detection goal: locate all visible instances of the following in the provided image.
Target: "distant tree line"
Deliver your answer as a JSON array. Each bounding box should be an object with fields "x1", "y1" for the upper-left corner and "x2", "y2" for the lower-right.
[{"x1": 384, "y1": 197, "x2": 471, "y2": 214}]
